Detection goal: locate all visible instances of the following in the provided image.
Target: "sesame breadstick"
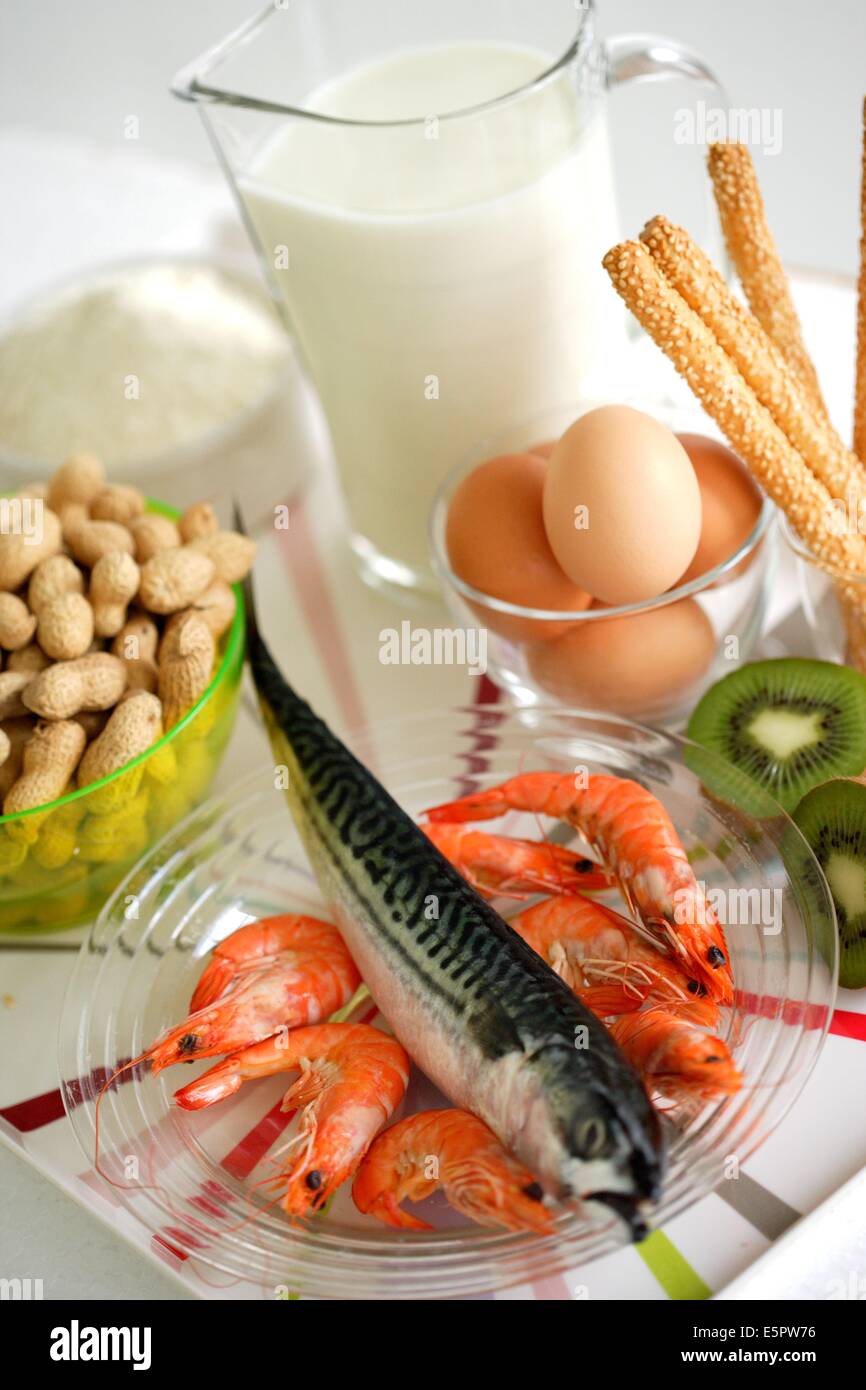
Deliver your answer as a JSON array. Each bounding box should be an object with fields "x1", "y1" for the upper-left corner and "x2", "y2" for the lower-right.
[
  {"x1": 708, "y1": 143, "x2": 828, "y2": 419},
  {"x1": 601, "y1": 240, "x2": 866, "y2": 593},
  {"x1": 855, "y1": 98, "x2": 866, "y2": 463},
  {"x1": 640, "y1": 215, "x2": 866, "y2": 503}
]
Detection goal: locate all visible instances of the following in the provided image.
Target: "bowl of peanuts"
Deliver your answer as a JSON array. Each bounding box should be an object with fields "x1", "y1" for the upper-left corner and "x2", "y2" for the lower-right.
[{"x1": 0, "y1": 451, "x2": 253, "y2": 932}]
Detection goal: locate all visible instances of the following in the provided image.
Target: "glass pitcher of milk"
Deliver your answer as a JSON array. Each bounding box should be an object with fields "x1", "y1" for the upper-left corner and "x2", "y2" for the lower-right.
[{"x1": 175, "y1": 0, "x2": 724, "y2": 592}]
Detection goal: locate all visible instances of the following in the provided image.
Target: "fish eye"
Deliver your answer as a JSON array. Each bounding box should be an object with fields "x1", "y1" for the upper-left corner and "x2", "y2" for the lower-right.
[{"x1": 575, "y1": 1116, "x2": 608, "y2": 1158}]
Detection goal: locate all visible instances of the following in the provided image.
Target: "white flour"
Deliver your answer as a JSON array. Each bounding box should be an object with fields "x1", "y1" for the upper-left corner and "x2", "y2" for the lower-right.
[{"x1": 0, "y1": 263, "x2": 290, "y2": 468}]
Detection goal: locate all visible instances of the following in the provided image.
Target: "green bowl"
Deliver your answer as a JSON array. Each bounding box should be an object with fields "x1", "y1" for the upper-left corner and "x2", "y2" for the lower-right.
[{"x1": 0, "y1": 499, "x2": 246, "y2": 932}]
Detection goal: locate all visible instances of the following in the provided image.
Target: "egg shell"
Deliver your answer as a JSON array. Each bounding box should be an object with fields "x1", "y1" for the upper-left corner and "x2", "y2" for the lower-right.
[
  {"x1": 676, "y1": 433, "x2": 764, "y2": 586},
  {"x1": 528, "y1": 439, "x2": 556, "y2": 459},
  {"x1": 542, "y1": 405, "x2": 702, "y2": 605},
  {"x1": 527, "y1": 597, "x2": 716, "y2": 718},
  {"x1": 445, "y1": 452, "x2": 591, "y2": 643}
]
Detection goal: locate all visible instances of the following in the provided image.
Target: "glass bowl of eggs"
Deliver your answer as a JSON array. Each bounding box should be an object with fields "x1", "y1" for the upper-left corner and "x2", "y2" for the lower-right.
[{"x1": 429, "y1": 401, "x2": 776, "y2": 728}]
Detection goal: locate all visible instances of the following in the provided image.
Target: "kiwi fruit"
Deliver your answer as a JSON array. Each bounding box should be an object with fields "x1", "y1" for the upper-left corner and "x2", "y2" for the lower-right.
[
  {"x1": 791, "y1": 778, "x2": 866, "y2": 988},
  {"x1": 686, "y1": 659, "x2": 866, "y2": 814}
]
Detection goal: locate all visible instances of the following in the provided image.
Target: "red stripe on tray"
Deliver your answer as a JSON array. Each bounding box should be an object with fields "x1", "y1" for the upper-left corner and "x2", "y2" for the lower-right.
[
  {"x1": 1, "y1": 1061, "x2": 141, "y2": 1134},
  {"x1": 1, "y1": 1088, "x2": 66, "y2": 1133},
  {"x1": 275, "y1": 495, "x2": 369, "y2": 736},
  {"x1": 830, "y1": 1008, "x2": 866, "y2": 1042}
]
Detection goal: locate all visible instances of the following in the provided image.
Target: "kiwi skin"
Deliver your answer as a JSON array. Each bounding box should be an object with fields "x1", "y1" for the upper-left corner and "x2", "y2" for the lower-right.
[
  {"x1": 687, "y1": 658, "x2": 866, "y2": 815},
  {"x1": 792, "y1": 778, "x2": 866, "y2": 989}
]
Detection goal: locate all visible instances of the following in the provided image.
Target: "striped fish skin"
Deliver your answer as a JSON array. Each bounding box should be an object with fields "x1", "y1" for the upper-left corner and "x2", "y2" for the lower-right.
[{"x1": 245, "y1": 601, "x2": 664, "y2": 1238}]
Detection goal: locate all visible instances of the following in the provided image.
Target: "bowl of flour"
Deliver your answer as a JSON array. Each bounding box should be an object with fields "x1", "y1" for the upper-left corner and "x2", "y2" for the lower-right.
[{"x1": 0, "y1": 259, "x2": 320, "y2": 519}]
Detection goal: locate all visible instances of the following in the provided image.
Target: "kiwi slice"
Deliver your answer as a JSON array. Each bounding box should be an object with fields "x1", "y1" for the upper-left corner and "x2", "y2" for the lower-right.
[
  {"x1": 687, "y1": 659, "x2": 866, "y2": 814},
  {"x1": 792, "y1": 778, "x2": 866, "y2": 988}
]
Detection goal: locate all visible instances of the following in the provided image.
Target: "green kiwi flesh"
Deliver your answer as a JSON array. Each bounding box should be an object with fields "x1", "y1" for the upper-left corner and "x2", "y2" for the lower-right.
[
  {"x1": 792, "y1": 778, "x2": 866, "y2": 989},
  {"x1": 687, "y1": 659, "x2": 866, "y2": 814}
]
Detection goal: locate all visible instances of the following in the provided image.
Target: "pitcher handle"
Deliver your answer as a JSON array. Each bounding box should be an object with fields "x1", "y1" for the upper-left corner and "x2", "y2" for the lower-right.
[
  {"x1": 604, "y1": 33, "x2": 725, "y2": 93},
  {"x1": 603, "y1": 32, "x2": 729, "y2": 266}
]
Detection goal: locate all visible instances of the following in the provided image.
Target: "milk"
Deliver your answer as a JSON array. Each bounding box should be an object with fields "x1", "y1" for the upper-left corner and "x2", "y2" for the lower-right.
[{"x1": 241, "y1": 43, "x2": 624, "y2": 581}]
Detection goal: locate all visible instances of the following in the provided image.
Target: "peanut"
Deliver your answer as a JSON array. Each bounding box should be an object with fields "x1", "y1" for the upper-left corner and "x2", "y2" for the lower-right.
[
  {"x1": 0, "y1": 727, "x2": 9, "y2": 769},
  {"x1": 0, "y1": 672, "x2": 32, "y2": 719},
  {"x1": 73, "y1": 710, "x2": 109, "y2": 741},
  {"x1": 90, "y1": 551, "x2": 140, "y2": 637},
  {"x1": 0, "y1": 507, "x2": 62, "y2": 590},
  {"x1": 37, "y1": 592, "x2": 94, "y2": 661},
  {"x1": 57, "y1": 501, "x2": 89, "y2": 538},
  {"x1": 144, "y1": 737, "x2": 177, "y2": 785},
  {"x1": 66, "y1": 517, "x2": 135, "y2": 569},
  {"x1": 23, "y1": 653, "x2": 128, "y2": 719},
  {"x1": 129, "y1": 513, "x2": 181, "y2": 563},
  {"x1": 46, "y1": 452, "x2": 105, "y2": 510},
  {"x1": 28, "y1": 554, "x2": 85, "y2": 615},
  {"x1": 138, "y1": 547, "x2": 214, "y2": 615},
  {"x1": 3, "y1": 719, "x2": 86, "y2": 816},
  {"x1": 189, "y1": 530, "x2": 256, "y2": 585},
  {"x1": 78, "y1": 690, "x2": 162, "y2": 792},
  {"x1": 90, "y1": 484, "x2": 145, "y2": 526},
  {"x1": 7, "y1": 645, "x2": 51, "y2": 675},
  {"x1": 173, "y1": 580, "x2": 236, "y2": 639},
  {"x1": 120, "y1": 659, "x2": 158, "y2": 694},
  {"x1": 0, "y1": 830, "x2": 28, "y2": 873},
  {"x1": 28, "y1": 784, "x2": 86, "y2": 867},
  {"x1": 158, "y1": 611, "x2": 215, "y2": 728},
  {"x1": 110, "y1": 612, "x2": 159, "y2": 694},
  {"x1": 0, "y1": 593, "x2": 37, "y2": 650},
  {"x1": 111, "y1": 612, "x2": 159, "y2": 664},
  {"x1": 77, "y1": 797, "x2": 149, "y2": 862},
  {"x1": 179, "y1": 501, "x2": 219, "y2": 543},
  {"x1": 0, "y1": 718, "x2": 34, "y2": 799}
]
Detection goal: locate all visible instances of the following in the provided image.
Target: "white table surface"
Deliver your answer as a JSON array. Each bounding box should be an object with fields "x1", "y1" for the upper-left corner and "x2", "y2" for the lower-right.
[{"x1": 1, "y1": 128, "x2": 862, "y2": 1301}]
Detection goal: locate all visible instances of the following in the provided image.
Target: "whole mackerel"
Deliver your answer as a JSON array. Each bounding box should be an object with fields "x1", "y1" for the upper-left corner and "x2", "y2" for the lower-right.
[{"x1": 242, "y1": 577, "x2": 664, "y2": 1239}]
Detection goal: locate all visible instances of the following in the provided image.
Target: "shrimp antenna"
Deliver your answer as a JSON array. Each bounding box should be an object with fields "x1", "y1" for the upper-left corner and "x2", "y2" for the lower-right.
[{"x1": 93, "y1": 1052, "x2": 154, "y2": 1190}]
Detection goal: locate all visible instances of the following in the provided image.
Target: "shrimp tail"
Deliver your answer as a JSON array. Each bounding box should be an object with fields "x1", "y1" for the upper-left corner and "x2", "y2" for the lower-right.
[
  {"x1": 364, "y1": 1194, "x2": 433, "y2": 1232},
  {"x1": 425, "y1": 789, "x2": 507, "y2": 823},
  {"x1": 174, "y1": 1056, "x2": 244, "y2": 1109}
]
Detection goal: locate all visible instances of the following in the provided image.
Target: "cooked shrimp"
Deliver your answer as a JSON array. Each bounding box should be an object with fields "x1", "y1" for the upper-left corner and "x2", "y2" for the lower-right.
[
  {"x1": 509, "y1": 894, "x2": 714, "y2": 1022},
  {"x1": 427, "y1": 772, "x2": 732, "y2": 1003},
  {"x1": 352, "y1": 1108, "x2": 553, "y2": 1235},
  {"x1": 190, "y1": 913, "x2": 356, "y2": 1009},
  {"x1": 608, "y1": 1006, "x2": 742, "y2": 1104},
  {"x1": 147, "y1": 915, "x2": 360, "y2": 1074},
  {"x1": 175, "y1": 1023, "x2": 410, "y2": 1214},
  {"x1": 422, "y1": 823, "x2": 608, "y2": 898}
]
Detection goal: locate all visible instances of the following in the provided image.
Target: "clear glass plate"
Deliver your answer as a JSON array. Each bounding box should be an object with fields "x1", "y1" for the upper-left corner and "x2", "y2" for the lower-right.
[{"x1": 59, "y1": 707, "x2": 836, "y2": 1300}]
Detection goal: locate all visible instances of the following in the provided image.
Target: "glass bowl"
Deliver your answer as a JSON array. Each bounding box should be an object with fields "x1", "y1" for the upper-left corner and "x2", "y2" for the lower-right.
[
  {"x1": 0, "y1": 501, "x2": 245, "y2": 933},
  {"x1": 780, "y1": 514, "x2": 866, "y2": 673},
  {"x1": 59, "y1": 707, "x2": 836, "y2": 1300},
  {"x1": 0, "y1": 257, "x2": 312, "y2": 525},
  {"x1": 429, "y1": 404, "x2": 775, "y2": 728}
]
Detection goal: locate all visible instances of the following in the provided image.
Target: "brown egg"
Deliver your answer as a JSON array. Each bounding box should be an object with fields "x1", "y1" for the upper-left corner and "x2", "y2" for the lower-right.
[
  {"x1": 676, "y1": 434, "x2": 763, "y2": 585},
  {"x1": 445, "y1": 453, "x2": 591, "y2": 642},
  {"x1": 528, "y1": 439, "x2": 556, "y2": 459},
  {"x1": 527, "y1": 598, "x2": 716, "y2": 718},
  {"x1": 543, "y1": 406, "x2": 702, "y2": 605}
]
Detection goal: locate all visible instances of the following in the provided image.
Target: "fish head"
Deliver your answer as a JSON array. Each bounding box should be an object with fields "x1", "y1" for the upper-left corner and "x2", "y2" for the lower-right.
[{"x1": 527, "y1": 1044, "x2": 665, "y2": 1236}]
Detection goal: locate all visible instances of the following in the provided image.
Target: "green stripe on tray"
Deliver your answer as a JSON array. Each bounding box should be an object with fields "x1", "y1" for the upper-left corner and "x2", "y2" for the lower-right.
[{"x1": 637, "y1": 1231, "x2": 711, "y2": 1301}]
